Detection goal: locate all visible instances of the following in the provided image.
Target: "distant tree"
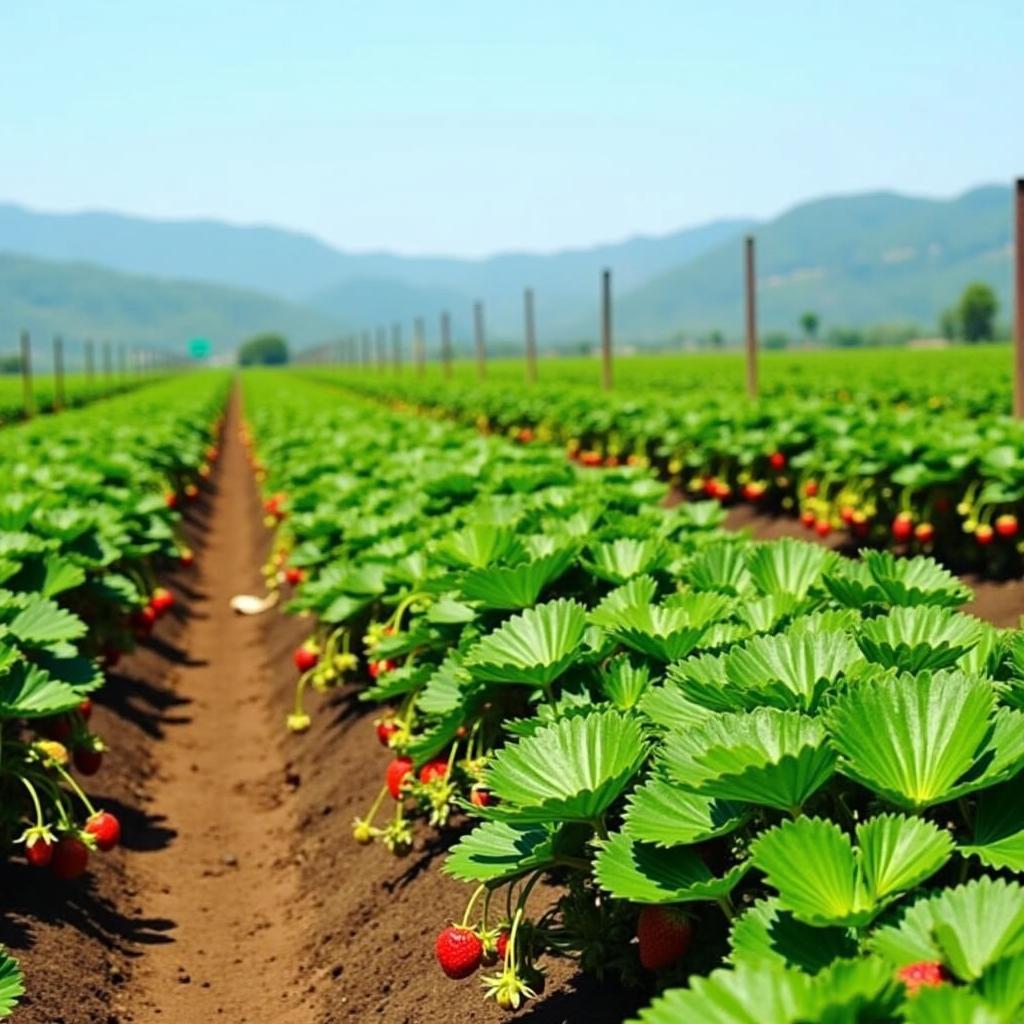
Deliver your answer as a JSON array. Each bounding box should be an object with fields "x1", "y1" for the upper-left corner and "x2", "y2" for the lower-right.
[
  {"x1": 827, "y1": 327, "x2": 863, "y2": 348},
  {"x1": 938, "y1": 308, "x2": 959, "y2": 341},
  {"x1": 799, "y1": 312, "x2": 820, "y2": 344},
  {"x1": 762, "y1": 332, "x2": 790, "y2": 350},
  {"x1": 709, "y1": 329, "x2": 724, "y2": 350},
  {"x1": 0, "y1": 354, "x2": 22, "y2": 374},
  {"x1": 957, "y1": 283, "x2": 998, "y2": 342},
  {"x1": 238, "y1": 332, "x2": 289, "y2": 366}
]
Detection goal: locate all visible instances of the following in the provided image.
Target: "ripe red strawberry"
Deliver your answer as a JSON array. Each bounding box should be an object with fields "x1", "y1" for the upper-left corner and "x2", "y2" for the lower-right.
[
  {"x1": 742, "y1": 482, "x2": 766, "y2": 502},
  {"x1": 132, "y1": 604, "x2": 158, "y2": 636},
  {"x1": 996, "y1": 514, "x2": 1019, "y2": 539},
  {"x1": 637, "y1": 906, "x2": 693, "y2": 971},
  {"x1": 769, "y1": 452, "x2": 786, "y2": 471},
  {"x1": 896, "y1": 961, "x2": 950, "y2": 995},
  {"x1": 419, "y1": 758, "x2": 449, "y2": 784},
  {"x1": 914, "y1": 522, "x2": 935, "y2": 543},
  {"x1": 293, "y1": 643, "x2": 319, "y2": 673},
  {"x1": 800, "y1": 509, "x2": 816, "y2": 529},
  {"x1": 41, "y1": 715, "x2": 73, "y2": 743},
  {"x1": 840, "y1": 505, "x2": 856, "y2": 524},
  {"x1": 470, "y1": 788, "x2": 493, "y2": 808},
  {"x1": 50, "y1": 836, "x2": 89, "y2": 880},
  {"x1": 804, "y1": 480, "x2": 819, "y2": 497},
  {"x1": 891, "y1": 512, "x2": 914, "y2": 543},
  {"x1": 814, "y1": 519, "x2": 831, "y2": 538},
  {"x1": 85, "y1": 811, "x2": 121, "y2": 852},
  {"x1": 264, "y1": 492, "x2": 287, "y2": 519},
  {"x1": 165, "y1": 491, "x2": 178, "y2": 509},
  {"x1": 376, "y1": 718, "x2": 400, "y2": 747},
  {"x1": 976, "y1": 523, "x2": 995, "y2": 546},
  {"x1": 496, "y1": 930, "x2": 510, "y2": 961},
  {"x1": 516, "y1": 428, "x2": 534, "y2": 444},
  {"x1": 435, "y1": 926, "x2": 484, "y2": 980},
  {"x1": 74, "y1": 745, "x2": 103, "y2": 776},
  {"x1": 284, "y1": 566, "x2": 305, "y2": 586},
  {"x1": 579, "y1": 451, "x2": 603, "y2": 468},
  {"x1": 26, "y1": 837, "x2": 54, "y2": 868},
  {"x1": 368, "y1": 659, "x2": 396, "y2": 679},
  {"x1": 386, "y1": 757, "x2": 413, "y2": 799},
  {"x1": 78, "y1": 698, "x2": 93, "y2": 721},
  {"x1": 150, "y1": 588, "x2": 175, "y2": 616}
]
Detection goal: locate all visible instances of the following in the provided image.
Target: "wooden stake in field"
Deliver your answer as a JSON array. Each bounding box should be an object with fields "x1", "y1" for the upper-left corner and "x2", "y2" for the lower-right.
[
  {"x1": 53, "y1": 335, "x2": 65, "y2": 410},
  {"x1": 361, "y1": 331, "x2": 371, "y2": 368},
  {"x1": 744, "y1": 235, "x2": 759, "y2": 399},
  {"x1": 376, "y1": 327, "x2": 387, "y2": 370},
  {"x1": 85, "y1": 339, "x2": 95, "y2": 382},
  {"x1": 473, "y1": 301, "x2": 486, "y2": 380},
  {"x1": 1014, "y1": 178, "x2": 1024, "y2": 417},
  {"x1": 19, "y1": 330, "x2": 33, "y2": 418},
  {"x1": 391, "y1": 322, "x2": 402, "y2": 372},
  {"x1": 524, "y1": 287, "x2": 538, "y2": 384},
  {"x1": 440, "y1": 311, "x2": 452, "y2": 379},
  {"x1": 414, "y1": 317, "x2": 426, "y2": 376},
  {"x1": 601, "y1": 268, "x2": 613, "y2": 391},
  {"x1": 103, "y1": 341, "x2": 112, "y2": 389}
]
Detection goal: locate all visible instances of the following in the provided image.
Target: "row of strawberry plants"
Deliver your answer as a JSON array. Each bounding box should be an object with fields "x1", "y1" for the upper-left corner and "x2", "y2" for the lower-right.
[
  {"x1": 307, "y1": 367, "x2": 1024, "y2": 576},
  {"x1": 0, "y1": 372, "x2": 229, "y2": 1016},
  {"x1": 245, "y1": 369, "x2": 1024, "y2": 1022},
  {"x1": 0, "y1": 372, "x2": 164, "y2": 428}
]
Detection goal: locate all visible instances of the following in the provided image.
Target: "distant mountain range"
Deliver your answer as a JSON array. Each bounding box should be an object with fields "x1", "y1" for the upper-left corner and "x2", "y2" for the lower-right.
[
  {"x1": 0, "y1": 184, "x2": 1014, "y2": 358},
  {"x1": 0, "y1": 253, "x2": 340, "y2": 361},
  {"x1": 616, "y1": 186, "x2": 1013, "y2": 338}
]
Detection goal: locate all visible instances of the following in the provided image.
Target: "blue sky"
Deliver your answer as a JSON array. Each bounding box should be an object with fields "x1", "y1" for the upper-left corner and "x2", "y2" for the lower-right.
[{"x1": 2, "y1": 2, "x2": 1022, "y2": 256}]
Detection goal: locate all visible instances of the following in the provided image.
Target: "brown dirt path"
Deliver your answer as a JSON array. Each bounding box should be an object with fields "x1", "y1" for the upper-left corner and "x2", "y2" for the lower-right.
[{"x1": 125, "y1": 391, "x2": 313, "y2": 1023}]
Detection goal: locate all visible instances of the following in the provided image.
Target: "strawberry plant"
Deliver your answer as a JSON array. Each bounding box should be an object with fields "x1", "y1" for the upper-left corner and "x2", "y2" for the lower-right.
[
  {"x1": 306, "y1": 346, "x2": 1024, "y2": 577},
  {"x1": 0, "y1": 371, "x2": 229, "y2": 1016},
  {"x1": 246, "y1": 369, "x2": 1024, "y2": 1023}
]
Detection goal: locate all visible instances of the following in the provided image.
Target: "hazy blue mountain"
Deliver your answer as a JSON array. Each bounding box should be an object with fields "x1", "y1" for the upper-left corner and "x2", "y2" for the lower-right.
[
  {"x1": 613, "y1": 186, "x2": 1013, "y2": 340},
  {"x1": 0, "y1": 201, "x2": 751, "y2": 340},
  {"x1": 0, "y1": 253, "x2": 342, "y2": 362},
  {"x1": 0, "y1": 186, "x2": 1013, "y2": 351}
]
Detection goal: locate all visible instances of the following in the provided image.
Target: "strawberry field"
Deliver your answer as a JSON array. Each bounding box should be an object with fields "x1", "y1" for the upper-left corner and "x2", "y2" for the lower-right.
[{"x1": 7, "y1": 354, "x2": 1024, "y2": 1022}]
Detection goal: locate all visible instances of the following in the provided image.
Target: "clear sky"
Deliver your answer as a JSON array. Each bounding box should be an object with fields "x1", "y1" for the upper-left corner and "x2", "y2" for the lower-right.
[{"x1": 2, "y1": 1, "x2": 1022, "y2": 257}]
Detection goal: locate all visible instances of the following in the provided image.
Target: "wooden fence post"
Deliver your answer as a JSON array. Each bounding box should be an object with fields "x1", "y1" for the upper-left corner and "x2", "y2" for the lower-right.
[
  {"x1": 85, "y1": 339, "x2": 95, "y2": 382},
  {"x1": 524, "y1": 288, "x2": 538, "y2": 384},
  {"x1": 20, "y1": 330, "x2": 33, "y2": 418},
  {"x1": 744, "y1": 235, "x2": 759, "y2": 399},
  {"x1": 53, "y1": 335, "x2": 65, "y2": 410},
  {"x1": 1014, "y1": 179, "x2": 1024, "y2": 417},
  {"x1": 601, "y1": 269, "x2": 613, "y2": 391},
  {"x1": 440, "y1": 311, "x2": 452, "y2": 379},
  {"x1": 414, "y1": 317, "x2": 426, "y2": 375},
  {"x1": 474, "y1": 301, "x2": 486, "y2": 380},
  {"x1": 391, "y1": 323, "x2": 402, "y2": 372}
]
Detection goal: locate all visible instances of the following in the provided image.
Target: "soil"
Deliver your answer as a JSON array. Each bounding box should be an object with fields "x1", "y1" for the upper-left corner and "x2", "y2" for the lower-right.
[{"x1": 1, "y1": 391, "x2": 643, "y2": 1024}]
